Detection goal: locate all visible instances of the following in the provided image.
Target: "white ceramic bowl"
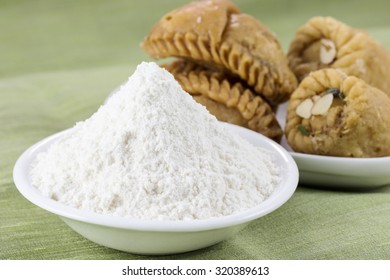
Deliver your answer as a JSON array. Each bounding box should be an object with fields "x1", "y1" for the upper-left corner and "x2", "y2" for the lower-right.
[{"x1": 13, "y1": 123, "x2": 299, "y2": 255}]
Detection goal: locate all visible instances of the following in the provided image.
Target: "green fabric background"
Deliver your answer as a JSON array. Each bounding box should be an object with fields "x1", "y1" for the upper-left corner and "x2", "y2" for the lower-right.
[{"x1": 1, "y1": 0, "x2": 389, "y2": 259}]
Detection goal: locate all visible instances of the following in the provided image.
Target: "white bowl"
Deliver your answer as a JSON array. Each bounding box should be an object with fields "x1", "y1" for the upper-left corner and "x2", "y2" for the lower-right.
[
  {"x1": 13, "y1": 123, "x2": 298, "y2": 255},
  {"x1": 282, "y1": 142, "x2": 390, "y2": 189}
]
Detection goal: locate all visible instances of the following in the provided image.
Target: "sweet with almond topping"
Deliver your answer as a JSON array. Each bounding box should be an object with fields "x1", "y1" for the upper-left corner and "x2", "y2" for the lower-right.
[
  {"x1": 285, "y1": 68, "x2": 390, "y2": 157},
  {"x1": 287, "y1": 16, "x2": 390, "y2": 97}
]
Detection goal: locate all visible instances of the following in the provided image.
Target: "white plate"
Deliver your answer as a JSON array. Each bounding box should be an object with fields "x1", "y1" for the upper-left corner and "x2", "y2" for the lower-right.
[
  {"x1": 13, "y1": 123, "x2": 298, "y2": 255},
  {"x1": 276, "y1": 102, "x2": 390, "y2": 189}
]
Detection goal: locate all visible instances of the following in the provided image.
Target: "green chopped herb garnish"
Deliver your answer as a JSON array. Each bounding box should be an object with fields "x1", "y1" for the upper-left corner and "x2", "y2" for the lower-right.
[
  {"x1": 326, "y1": 87, "x2": 345, "y2": 100},
  {"x1": 298, "y1": 125, "x2": 309, "y2": 136},
  {"x1": 326, "y1": 88, "x2": 339, "y2": 95},
  {"x1": 337, "y1": 91, "x2": 346, "y2": 100}
]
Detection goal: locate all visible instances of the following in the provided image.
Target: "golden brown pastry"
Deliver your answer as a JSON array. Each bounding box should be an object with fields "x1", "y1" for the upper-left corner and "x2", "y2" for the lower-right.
[
  {"x1": 288, "y1": 16, "x2": 390, "y2": 96},
  {"x1": 142, "y1": 0, "x2": 297, "y2": 105},
  {"x1": 163, "y1": 59, "x2": 283, "y2": 142},
  {"x1": 285, "y1": 68, "x2": 390, "y2": 157}
]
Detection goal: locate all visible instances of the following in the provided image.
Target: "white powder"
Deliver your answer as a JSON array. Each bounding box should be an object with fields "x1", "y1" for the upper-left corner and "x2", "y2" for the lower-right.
[{"x1": 31, "y1": 62, "x2": 280, "y2": 221}]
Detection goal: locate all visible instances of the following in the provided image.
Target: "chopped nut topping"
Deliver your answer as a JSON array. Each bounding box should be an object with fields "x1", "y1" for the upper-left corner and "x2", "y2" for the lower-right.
[
  {"x1": 311, "y1": 93, "x2": 334, "y2": 115},
  {"x1": 296, "y1": 98, "x2": 314, "y2": 119},
  {"x1": 320, "y1": 38, "x2": 336, "y2": 64}
]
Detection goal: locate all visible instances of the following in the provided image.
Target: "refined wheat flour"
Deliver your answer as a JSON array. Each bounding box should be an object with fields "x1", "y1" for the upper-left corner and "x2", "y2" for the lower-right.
[{"x1": 30, "y1": 62, "x2": 280, "y2": 221}]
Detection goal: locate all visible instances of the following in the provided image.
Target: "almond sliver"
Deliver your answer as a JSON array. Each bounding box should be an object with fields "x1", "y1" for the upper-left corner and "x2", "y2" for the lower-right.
[
  {"x1": 311, "y1": 93, "x2": 334, "y2": 115},
  {"x1": 296, "y1": 98, "x2": 314, "y2": 119}
]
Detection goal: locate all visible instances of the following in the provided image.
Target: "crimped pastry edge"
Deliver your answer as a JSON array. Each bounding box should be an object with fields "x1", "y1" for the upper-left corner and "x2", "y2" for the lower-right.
[
  {"x1": 163, "y1": 60, "x2": 283, "y2": 141},
  {"x1": 143, "y1": 13, "x2": 297, "y2": 105}
]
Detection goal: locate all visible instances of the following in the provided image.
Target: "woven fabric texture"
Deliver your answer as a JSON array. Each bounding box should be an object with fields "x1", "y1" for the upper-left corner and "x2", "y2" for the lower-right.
[{"x1": 1, "y1": 0, "x2": 389, "y2": 259}]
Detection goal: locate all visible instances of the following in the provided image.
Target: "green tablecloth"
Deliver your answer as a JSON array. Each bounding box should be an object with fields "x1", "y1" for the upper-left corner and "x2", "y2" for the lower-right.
[{"x1": 1, "y1": 0, "x2": 389, "y2": 259}]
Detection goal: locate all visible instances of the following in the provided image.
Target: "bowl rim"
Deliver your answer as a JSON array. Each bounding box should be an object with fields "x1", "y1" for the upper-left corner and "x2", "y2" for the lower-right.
[{"x1": 13, "y1": 123, "x2": 299, "y2": 232}]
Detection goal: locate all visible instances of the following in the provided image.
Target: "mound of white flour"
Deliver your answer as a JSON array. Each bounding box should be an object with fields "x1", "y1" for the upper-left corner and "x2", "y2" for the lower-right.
[{"x1": 31, "y1": 62, "x2": 280, "y2": 221}]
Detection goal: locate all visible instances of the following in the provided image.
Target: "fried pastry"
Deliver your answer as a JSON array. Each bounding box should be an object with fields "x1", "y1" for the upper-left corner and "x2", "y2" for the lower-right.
[
  {"x1": 163, "y1": 59, "x2": 283, "y2": 142},
  {"x1": 142, "y1": 0, "x2": 297, "y2": 105},
  {"x1": 288, "y1": 16, "x2": 390, "y2": 96},
  {"x1": 285, "y1": 68, "x2": 390, "y2": 157}
]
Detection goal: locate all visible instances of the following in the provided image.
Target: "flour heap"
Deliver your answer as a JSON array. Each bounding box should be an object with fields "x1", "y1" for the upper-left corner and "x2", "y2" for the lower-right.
[{"x1": 31, "y1": 62, "x2": 280, "y2": 221}]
